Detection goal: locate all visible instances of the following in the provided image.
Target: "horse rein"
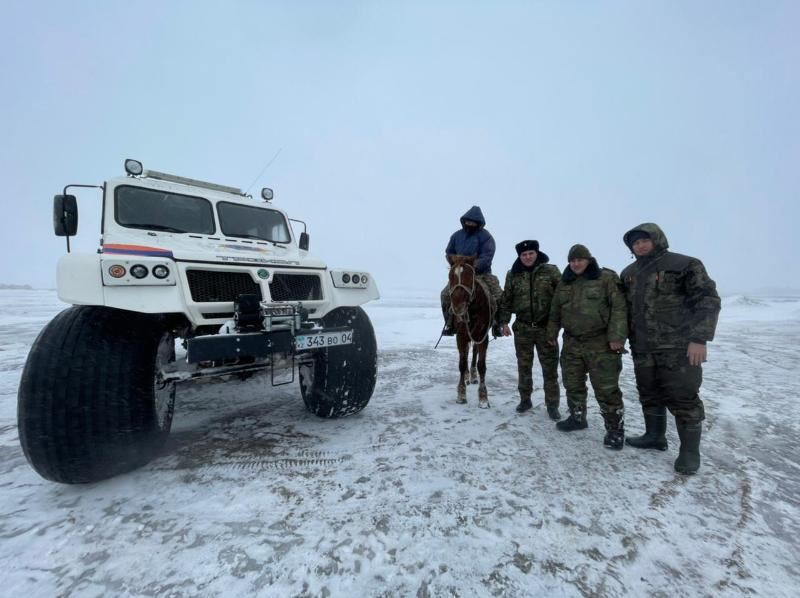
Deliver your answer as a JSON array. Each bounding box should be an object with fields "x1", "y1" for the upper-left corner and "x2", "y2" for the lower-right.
[{"x1": 449, "y1": 263, "x2": 494, "y2": 344}]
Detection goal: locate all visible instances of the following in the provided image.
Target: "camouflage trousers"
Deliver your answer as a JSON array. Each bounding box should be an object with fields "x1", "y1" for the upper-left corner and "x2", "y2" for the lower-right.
[
  {"x1": 440, "y1": 273, "x2": 503, "y2": 321},
  {"x1": 512, "y1": 320, "x2": 560, "y2": 406},
  {"x1": 632, "y1": 351, "x2": 705, "y2": 424},
  {"x1": 560, "y1": 336, "x2": 623, "y2": 421}
]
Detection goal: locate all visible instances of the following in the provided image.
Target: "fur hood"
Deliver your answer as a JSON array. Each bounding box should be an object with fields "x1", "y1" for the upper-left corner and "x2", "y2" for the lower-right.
[
  {"x1": 560, "y1": 258, "x2": 600, "y2": 282},
  {"x1": 511, "y1": 250, "x2": 550, "y2": 273}
]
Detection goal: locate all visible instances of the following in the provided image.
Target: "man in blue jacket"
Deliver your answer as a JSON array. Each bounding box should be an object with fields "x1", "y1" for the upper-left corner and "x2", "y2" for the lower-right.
[{"x1": 440, "y1": 206, "x2": 503, "y2": 336}]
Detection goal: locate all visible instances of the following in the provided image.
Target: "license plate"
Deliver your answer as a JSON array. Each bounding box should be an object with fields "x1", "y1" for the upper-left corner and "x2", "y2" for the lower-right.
[{"x1": 294, "y1": 329, "x2": 353, "y2": 351}]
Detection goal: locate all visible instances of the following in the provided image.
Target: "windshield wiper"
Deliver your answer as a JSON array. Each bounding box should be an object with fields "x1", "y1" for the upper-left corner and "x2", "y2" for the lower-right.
[
  {"x1": 229, "y1": 234, "x2": 288, "y2": 247},
  {"x1": 127, "y1": 224, "x2": 188, "y2": 233},
  {"x1": 230, "y1": 233, "x2": 266, "y2": 241}
]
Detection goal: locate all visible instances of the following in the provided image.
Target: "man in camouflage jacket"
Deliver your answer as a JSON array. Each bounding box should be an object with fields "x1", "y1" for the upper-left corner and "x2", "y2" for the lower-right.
[
  {"x1": 497, "y1": 240, "x2": 562, "y2": 418},
  {"x1": 621, "y1": 223, "x2": 721, "y2": 474},
  {"x1": 546, "y1": 244, "x2": 628, "y2": 449}
]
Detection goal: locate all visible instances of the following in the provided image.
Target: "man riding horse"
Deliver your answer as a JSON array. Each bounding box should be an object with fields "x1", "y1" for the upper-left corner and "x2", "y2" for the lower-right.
[{"x1": 441, "y1": 206, "x2": 503, "y2": 337}]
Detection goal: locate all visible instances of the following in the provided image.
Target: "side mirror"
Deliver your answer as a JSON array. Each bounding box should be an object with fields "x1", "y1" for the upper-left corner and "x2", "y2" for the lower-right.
[
  {"x1": 53, "y1": 194, "x2": 78, "y2": 237},
  {"x1": 299, "y1": 232, "x2": 309, "y2": 251}
]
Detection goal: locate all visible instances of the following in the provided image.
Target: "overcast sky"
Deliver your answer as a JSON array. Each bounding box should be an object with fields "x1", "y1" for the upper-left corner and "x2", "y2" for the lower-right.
[{"x1": 1, "y1": 1, "x2": 797, "y2": 295}]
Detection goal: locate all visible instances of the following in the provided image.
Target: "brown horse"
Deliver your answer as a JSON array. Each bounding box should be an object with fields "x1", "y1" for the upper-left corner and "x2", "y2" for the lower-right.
[{"x1": 447, "y1": 256, "x2": 494, "y2": 408}]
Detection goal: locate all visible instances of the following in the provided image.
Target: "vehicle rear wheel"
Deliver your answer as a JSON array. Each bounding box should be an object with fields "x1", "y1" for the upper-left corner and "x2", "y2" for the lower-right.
[
  {"x1": 299, "y1": 306, "x2": 377, "y2": 418},
  {"x1": 17, "y1": 306, "x2": 176, "y2": 483}
]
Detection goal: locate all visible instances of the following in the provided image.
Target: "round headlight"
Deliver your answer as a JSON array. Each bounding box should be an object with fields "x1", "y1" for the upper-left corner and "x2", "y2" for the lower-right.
[
  {"x1": 108, "y1": 265, "x2": 126, "y2": 278},
  {"x1": 352, "y1": 274, "x2": 361, "y2": 284},
  {"x1": 130, "y1": 264, "x2": 148, "y2": 279},
  {"x1": 361, "y1": 275, "x2": 368, "y2": 284},
  {"x1": 152, "y1": 265, "x2": 170, "y2": 279},
  {"x1": 342, "y1": 273, "x2": 351, "y2": 284}
]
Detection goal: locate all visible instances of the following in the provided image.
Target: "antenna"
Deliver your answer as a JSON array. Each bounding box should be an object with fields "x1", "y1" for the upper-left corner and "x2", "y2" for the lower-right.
[{"x1": 245, "y1": 147, "x2": 283, "y2": 194}]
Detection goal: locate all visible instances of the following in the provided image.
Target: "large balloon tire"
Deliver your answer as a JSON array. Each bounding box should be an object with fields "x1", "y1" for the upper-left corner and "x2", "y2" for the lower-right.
[
  {"x1": 17, "y1": 306, "x2": 176, "y2": 483},
  {"x1": 299, "y1": 307, "x2": 377, "y2": 418}
]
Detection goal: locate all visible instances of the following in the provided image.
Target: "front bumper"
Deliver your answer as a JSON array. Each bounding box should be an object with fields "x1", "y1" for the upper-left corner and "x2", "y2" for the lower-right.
[{"x1": 185, "y1": 326, "x2": 351, "y2": 363}]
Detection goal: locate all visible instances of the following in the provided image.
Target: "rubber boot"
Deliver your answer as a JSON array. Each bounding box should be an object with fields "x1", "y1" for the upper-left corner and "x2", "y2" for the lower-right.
[
  {"x1": 674, "y1": 420, "x2": 702, "y2": 475},
  {"x1": 516, "y1": 396, "x2": 532, "y2": 413},
  {"x1": 625, "y1": 407, "x2": 668, "y2": 450},
  {"x1": 602, "y1": 412, "x2": 625, "y2": 450},
  {"x1": 546, "y1": 404, "x2": 561, "y2": 421},
  {"x1": 556, "y1": 409, "x2": 587, "y2": 431}
]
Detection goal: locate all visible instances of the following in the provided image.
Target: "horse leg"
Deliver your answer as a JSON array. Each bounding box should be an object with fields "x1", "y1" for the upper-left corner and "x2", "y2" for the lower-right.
[
  {"x1": 477, "y1": 340, "x2": 490, "y2": 408},
  {"x1": 469, "y1": 343, "x2": 479, "y2": 384},
  {"x1": 456, "y1": 333, "x2": 468, "y2": 404},
  {"x1": 464, "y1": 342, "x2": 471, "y2": 385}
]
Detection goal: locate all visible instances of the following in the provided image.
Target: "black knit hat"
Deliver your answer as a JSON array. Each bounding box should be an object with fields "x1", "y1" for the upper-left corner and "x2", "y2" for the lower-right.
[
  {"x1": 568, "y1": 244, "x2": 592, "y2": 261},
  {"x1": 625, "y1": 230, "x2": 651, "y2": 247},
  {"x1": 515, "y1": 240, "x2": 539, "y2": 256}
]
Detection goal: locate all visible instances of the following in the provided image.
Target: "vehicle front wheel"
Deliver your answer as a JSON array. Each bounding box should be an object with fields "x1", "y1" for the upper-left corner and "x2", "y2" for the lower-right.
[
  {"x1": 17, "y1": 306, "x2": 177, "y2": 483},
  {"x1": 299, "y1": 306, "x2": 377, "y2": 418}
]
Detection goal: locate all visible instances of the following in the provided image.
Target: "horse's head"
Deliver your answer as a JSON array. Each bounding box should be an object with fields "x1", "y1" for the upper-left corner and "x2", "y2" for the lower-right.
[{"x1": 448, "y1": 255, "x2": 477, "y2": 321}]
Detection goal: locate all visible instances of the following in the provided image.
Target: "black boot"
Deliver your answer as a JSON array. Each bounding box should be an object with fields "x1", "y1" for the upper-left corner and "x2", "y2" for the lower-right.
[
  {"x1": 441, "y1": 308, "x2": 455, "y2": 336},
  {"x1": 674, "y1": 420, "x2": 702, "y2": 475},
  {"x1": 625, "y1": 407, "x2": 668, "y2": 450},
  {"x1": 546, "y1": 404, "x2": 561, "y2": 421},
  {"x1": 556, "y1": 410, "x2": 587, "y2": 431},
  {"x1": 516, "y1": 397, "x2": 532, "y2": 413},
  {"x1": 602, "y1": 412, "x2": 625, "y2": 450}
]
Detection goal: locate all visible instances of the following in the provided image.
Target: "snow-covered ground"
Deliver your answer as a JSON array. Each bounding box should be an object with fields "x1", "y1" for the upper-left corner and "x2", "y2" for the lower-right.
[{"x1": 1, "y1": 289, "x2": 798, "y2": 597}]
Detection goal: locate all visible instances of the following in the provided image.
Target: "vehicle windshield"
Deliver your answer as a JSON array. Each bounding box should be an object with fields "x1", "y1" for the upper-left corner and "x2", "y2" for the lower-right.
[
  {"x1": 115, "y1": 186, "x2": 215, "y2": 234},
  {"x1": 217, "y1": 202, "x2": 291, "y2": 244}
]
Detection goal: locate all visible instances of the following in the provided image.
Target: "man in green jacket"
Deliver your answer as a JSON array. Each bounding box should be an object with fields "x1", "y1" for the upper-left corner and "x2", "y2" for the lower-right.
[
  {"x1": 546, "y1": 244, "x2": 628, "y2": 449},
  {"x1": 620, "y1": 223, "x2": 721, "y2": 474},
  {"x1": 497, "y1": 240, "x2": 562, "y2": 418}
]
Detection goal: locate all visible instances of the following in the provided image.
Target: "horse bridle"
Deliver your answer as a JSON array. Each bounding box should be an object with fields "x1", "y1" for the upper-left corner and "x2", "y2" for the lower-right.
[
  {"x1": 449, "y1": 263, "x2": 476, "y2": 320},
  {"x1": 449, "y1": 262, "x2": 496, "y2": 344}
]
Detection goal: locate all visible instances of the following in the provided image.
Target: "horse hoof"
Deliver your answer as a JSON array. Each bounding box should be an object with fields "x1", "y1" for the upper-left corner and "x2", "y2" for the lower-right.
[
  {"x1": 479, "y1": 401, "x2": 490, "y2": 409},
  {"x1": 456, "y1": 398, "x2": 467, "y2": 404}
]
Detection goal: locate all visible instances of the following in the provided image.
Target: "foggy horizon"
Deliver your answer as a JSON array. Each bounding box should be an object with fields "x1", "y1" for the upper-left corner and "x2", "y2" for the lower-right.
[{"x1": 2, "y1": 2, "x2": 797, "y2": 297}]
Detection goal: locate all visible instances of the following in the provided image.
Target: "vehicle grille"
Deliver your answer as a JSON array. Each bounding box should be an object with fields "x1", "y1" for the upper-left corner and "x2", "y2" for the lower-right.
[
  {"x1": 269, "y1": 273, "x2": 322, "y2": 301},
  {"x1": 201, "y1": 312, "x2": 234, "y2": 319},
  {"x1": 187, "y1": 270, "x2": 262, "y2": 303}
]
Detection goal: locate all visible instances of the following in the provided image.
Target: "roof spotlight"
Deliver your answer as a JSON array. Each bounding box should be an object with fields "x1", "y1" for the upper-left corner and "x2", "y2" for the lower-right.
[{"x1": 124, "y1": 159, "x2": 143, "y2": 176}]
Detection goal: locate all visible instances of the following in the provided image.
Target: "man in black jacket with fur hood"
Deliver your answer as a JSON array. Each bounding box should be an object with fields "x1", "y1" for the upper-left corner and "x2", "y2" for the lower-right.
[{"x1": 620, "y1": 223, "x2": 720, "y2": 475}]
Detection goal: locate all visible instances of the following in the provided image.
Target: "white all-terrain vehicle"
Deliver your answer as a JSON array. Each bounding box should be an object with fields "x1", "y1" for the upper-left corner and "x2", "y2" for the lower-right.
[{"x1": 18, "y1": 159, "x2": 379, "y2": 483}]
